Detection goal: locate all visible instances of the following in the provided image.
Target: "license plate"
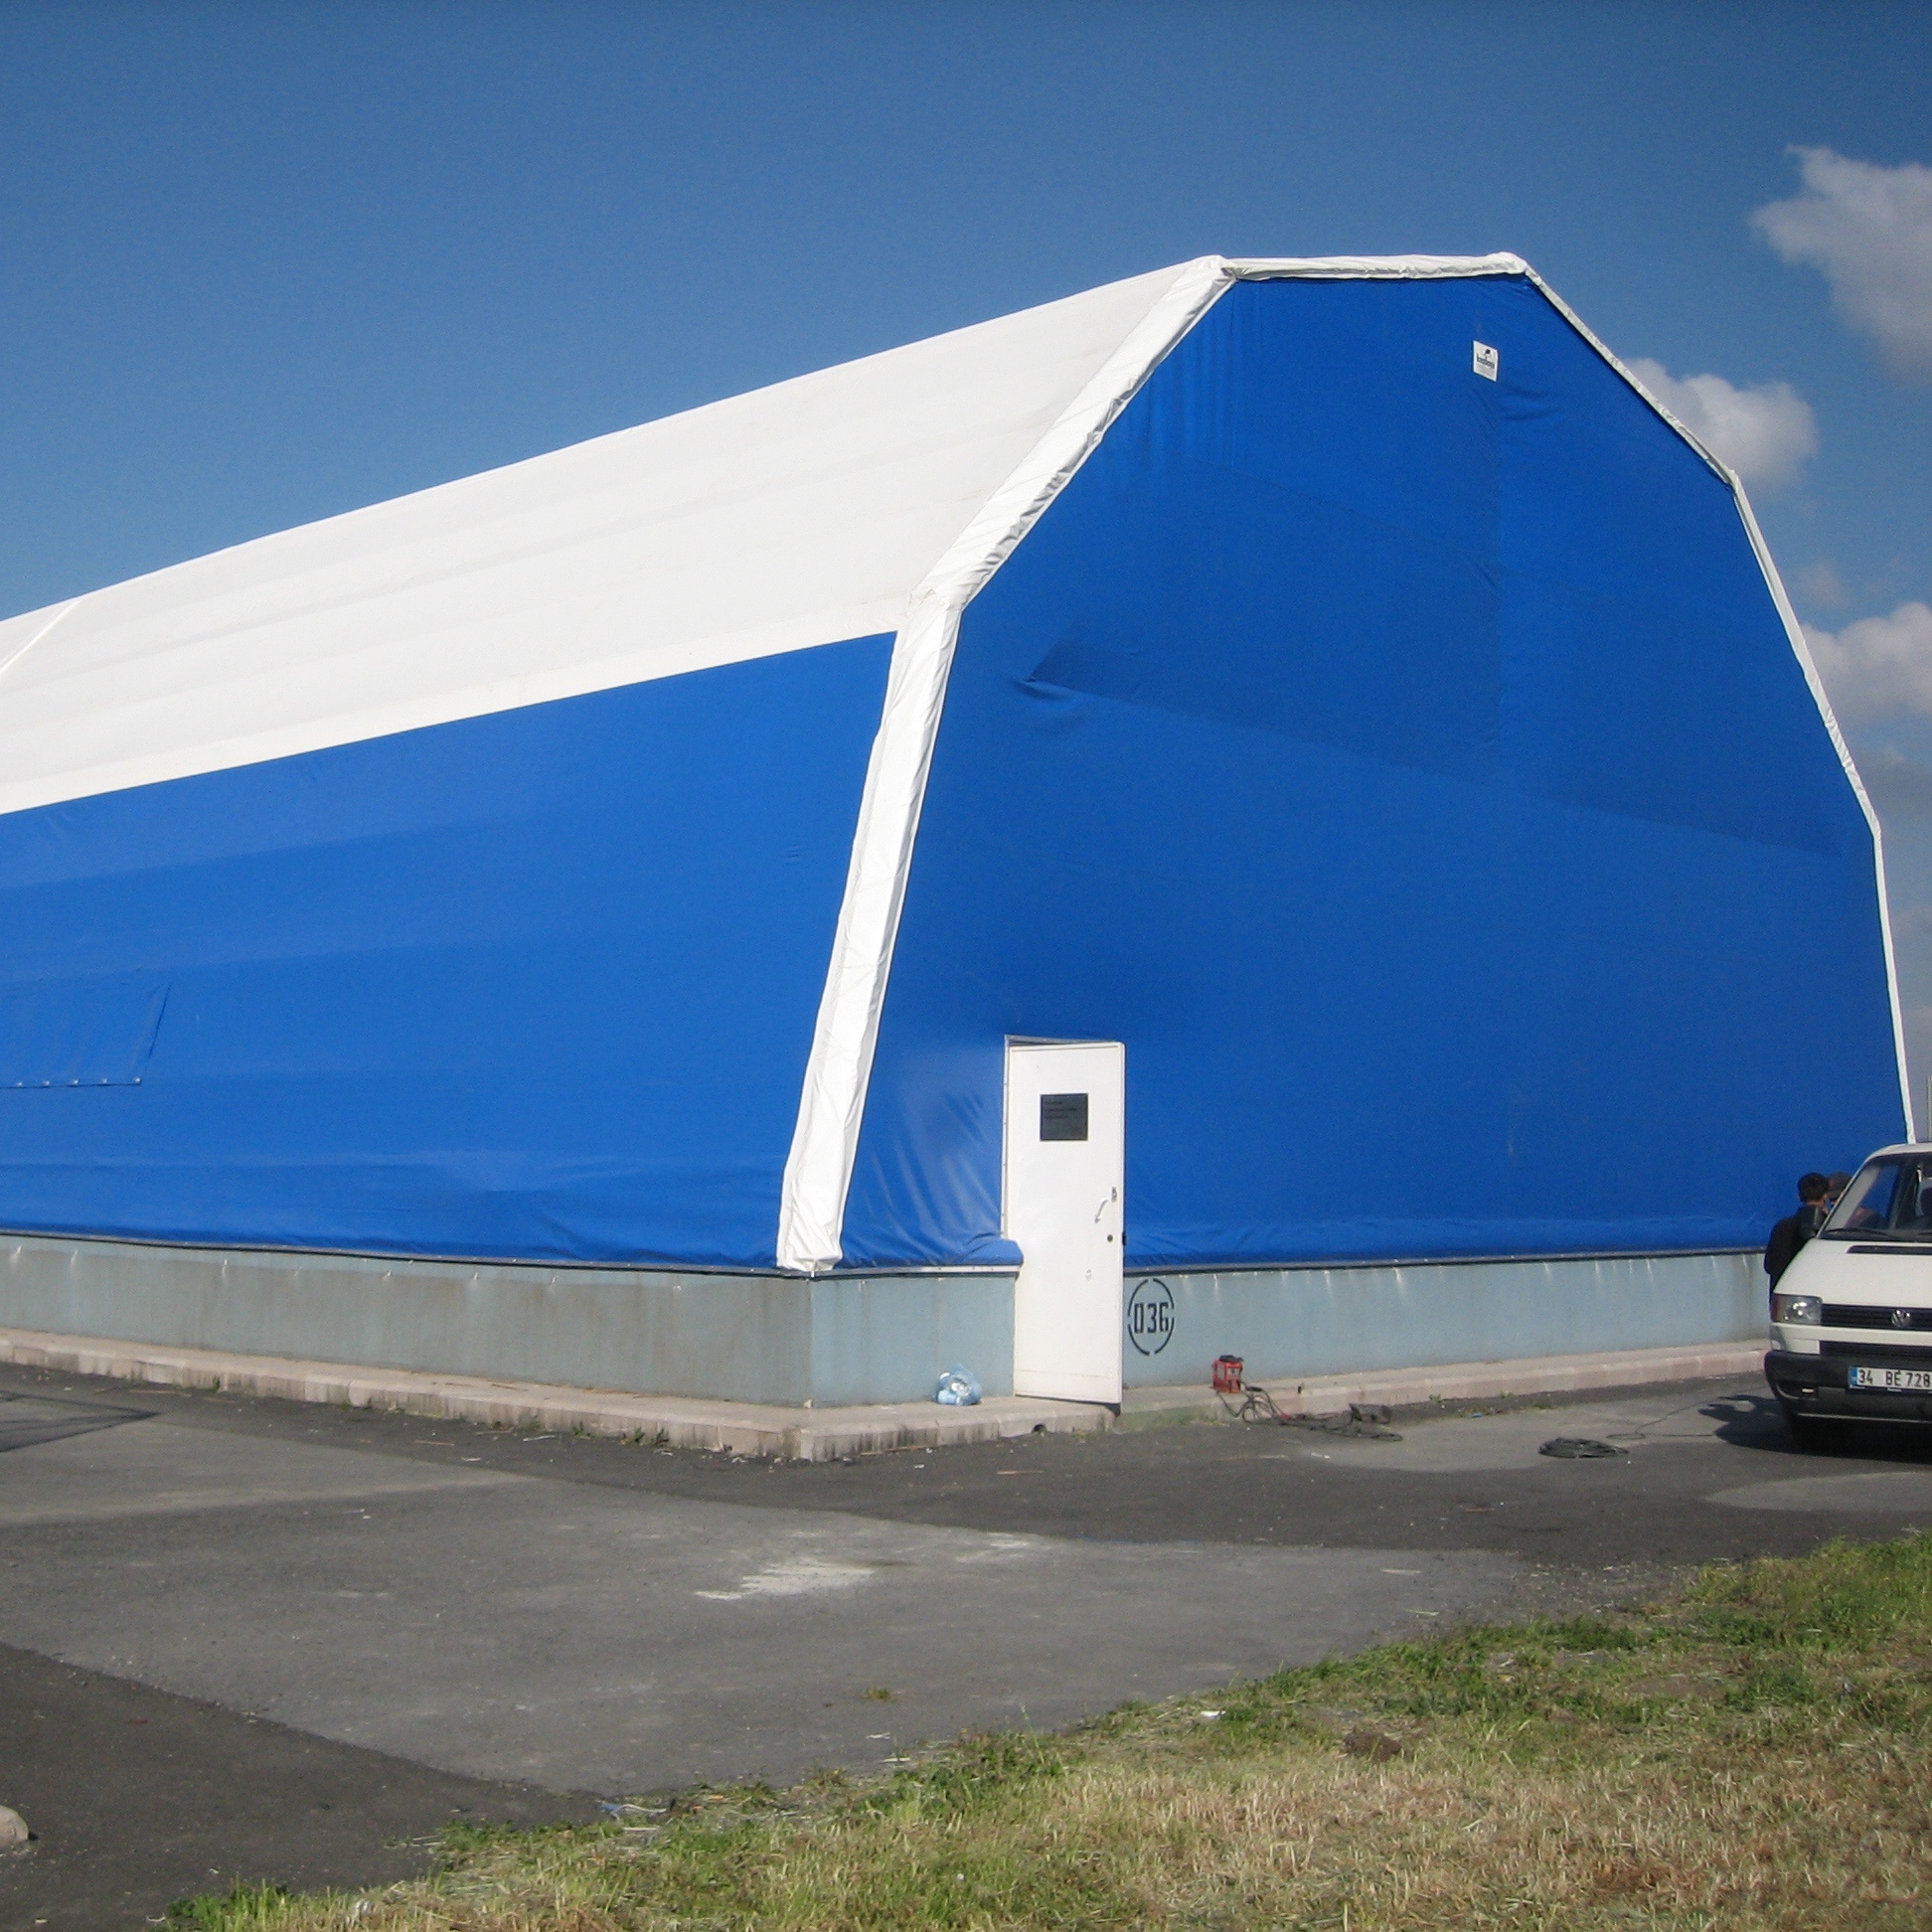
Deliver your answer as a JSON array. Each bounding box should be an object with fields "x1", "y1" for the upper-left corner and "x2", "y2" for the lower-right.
[{"x1": 1850, "y1": 1366, "x2": 1932, "y2": 1392}]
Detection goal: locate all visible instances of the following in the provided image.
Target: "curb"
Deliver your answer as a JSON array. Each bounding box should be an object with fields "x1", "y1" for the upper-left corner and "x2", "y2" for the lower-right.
[
  {"x1": 0, "y1": 1326, "x2": 1109, "y2": 1461},
  {"x1": 0, "y1": 1326, "x2": 1768, "y2": 1461}
]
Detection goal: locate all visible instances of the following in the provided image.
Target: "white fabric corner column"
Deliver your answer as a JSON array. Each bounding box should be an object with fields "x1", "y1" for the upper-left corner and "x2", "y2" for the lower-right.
[
  {"x1": 776, "y1": 588, "x2": 966, "y2": 1272},
  {"x1": 774, "y1": 256, "x2": 1239, "y2": 1273}
]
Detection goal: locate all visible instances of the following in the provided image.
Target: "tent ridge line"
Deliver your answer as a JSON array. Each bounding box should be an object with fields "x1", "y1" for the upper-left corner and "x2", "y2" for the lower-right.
[{"x1": 1221, "y1": 252, "x2": 1530, "y2": 280}]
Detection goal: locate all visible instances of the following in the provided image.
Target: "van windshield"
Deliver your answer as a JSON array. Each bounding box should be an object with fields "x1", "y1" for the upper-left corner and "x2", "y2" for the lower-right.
[{"x1": 1823, "y1": 1154, "x2": 1932, "y2": 1239}]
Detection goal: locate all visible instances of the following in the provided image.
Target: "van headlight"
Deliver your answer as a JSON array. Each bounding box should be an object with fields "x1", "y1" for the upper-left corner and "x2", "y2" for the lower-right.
[{"x1": 1774, "y1": 1293, "x2": 1822, "y2": 1325}]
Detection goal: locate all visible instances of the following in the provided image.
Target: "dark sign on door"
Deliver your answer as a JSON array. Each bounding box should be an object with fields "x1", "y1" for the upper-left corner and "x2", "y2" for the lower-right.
[{"x1": 1040, "y1": 1092, "x2": 1089, "y2": 1141}]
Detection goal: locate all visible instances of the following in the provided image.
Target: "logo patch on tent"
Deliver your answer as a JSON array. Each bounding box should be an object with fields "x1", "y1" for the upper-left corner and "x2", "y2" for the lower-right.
[{"x1": 1473, "y1": 340, "x2": 1500, "y2": 381}]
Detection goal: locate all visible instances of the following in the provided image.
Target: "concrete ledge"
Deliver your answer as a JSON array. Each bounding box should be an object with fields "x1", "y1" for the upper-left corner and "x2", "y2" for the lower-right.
[
  {"x1": 1120, "y1": 1339, "x2": 1770, "y2": 1425},
  {"x1": 0, "y1": 1325, "x2": 1105, "y2": 1461}
]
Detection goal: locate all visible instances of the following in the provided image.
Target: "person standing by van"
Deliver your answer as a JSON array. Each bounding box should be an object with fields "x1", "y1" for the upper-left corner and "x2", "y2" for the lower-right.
[{"x1": 1765, "y1": 1173, "x2": 1830, "y2": 1290}]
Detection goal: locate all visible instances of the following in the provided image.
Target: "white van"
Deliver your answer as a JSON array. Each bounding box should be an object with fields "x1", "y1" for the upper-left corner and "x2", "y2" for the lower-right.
[{"x1": 1767, "y1": 1144, "x2": 1932, "y2": 1447}]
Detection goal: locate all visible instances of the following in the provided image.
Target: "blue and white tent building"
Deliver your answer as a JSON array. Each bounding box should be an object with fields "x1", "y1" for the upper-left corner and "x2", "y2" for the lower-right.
[{"x1": 0, "y1": 255, "x2": 1910, "y2": 1406}]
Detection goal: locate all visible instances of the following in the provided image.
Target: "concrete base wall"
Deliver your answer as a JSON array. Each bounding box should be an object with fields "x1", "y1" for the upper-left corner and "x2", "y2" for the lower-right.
[
  {"x1": 0, "y1": 1235, "x2": 1014, "y2": 1406},
  {"x1": 1123, "y1": 1251, "x2": 1765, "y2": 1389},
  {"x1": 3, "y1": 1233, "x2": 1763, "y2": 1407}
]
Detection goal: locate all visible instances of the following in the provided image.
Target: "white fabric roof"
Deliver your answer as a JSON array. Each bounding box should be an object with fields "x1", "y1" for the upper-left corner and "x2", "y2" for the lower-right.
[{"x1": 0, "y1": 261, "x2": 1197, "y2": 818}]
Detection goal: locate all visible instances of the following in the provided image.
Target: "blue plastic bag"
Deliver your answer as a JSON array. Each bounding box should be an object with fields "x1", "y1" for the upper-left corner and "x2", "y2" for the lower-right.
[{"x1": 934, "y1": 1364, "x2": 982, "y2": 1406}]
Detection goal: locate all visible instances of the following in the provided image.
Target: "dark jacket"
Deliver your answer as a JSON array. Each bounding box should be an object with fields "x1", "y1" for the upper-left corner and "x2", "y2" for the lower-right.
[{"x1": 1764, "y1": 1204, "x2": 1826, "y2": 1288}]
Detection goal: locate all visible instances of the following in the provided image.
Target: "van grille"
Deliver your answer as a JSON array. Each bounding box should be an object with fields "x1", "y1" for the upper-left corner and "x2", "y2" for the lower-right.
[
  {"x1": 1822, "y1": 1341, "x2": 1932, "y2": 1363},
  {"x1": 1823, "y1": 1304, "x2": 1932, "y2": 1331}
]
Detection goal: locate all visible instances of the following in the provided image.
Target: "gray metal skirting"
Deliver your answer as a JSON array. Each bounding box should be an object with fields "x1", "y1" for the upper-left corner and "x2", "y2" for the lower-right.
[
  {"x1": 1124, "y1": 1251, "x2": 1765, "y2": 1389},
  {"x1": 0, "y1": 1235, "x2": 1014, "y2": 1407},
  {"x1": 2, "y1": 1234, "x2": 1763, "y2": 1407}
]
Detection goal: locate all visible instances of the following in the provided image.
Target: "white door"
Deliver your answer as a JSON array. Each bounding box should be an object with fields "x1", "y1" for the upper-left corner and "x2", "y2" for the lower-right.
[{"x1": 1004, "y1": 1040, "x2": 1125, "y2": 1403}]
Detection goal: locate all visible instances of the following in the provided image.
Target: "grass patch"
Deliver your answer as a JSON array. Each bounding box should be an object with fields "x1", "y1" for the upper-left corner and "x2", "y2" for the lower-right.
[{"x1": 173, "y1": 1535, "x2": 1932, "y2": 1929}]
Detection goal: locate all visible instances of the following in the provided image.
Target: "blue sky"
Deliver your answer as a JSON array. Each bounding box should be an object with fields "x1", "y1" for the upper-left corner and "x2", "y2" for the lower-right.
[{"x1": 3, "y1": 0, "x2": 1930, "y2": 1092}]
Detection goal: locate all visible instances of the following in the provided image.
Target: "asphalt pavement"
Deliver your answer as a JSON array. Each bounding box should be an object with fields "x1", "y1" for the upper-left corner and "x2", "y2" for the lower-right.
[{"x1": 3, "y1": 1356, "x2": 1930, "y2": 1928}]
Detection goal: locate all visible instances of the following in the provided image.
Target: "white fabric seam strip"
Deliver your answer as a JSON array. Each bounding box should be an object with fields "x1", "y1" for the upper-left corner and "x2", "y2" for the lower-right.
[
  {"x1": 1222, "y1": 252, "x2": 1530, "y2": 282},
  {"x1": 1522, "y1": 270, "x2": 1733, "y2": 485},
  {"x1": 774, "y1": 254, "x2": 1236, "y2": 1272},
  {"x1": 1728, "y1": 486, "x2": 1915, "y2": 1136}
]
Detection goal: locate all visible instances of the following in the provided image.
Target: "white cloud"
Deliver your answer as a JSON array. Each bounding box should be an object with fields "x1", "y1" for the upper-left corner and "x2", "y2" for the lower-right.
[
  {"x1": 1624, "y1": 358, "x2": 1817, "y2": 490},
  {"x1": 1857, "y1": 746, "x2": 1932, "y2": 819},
  {"x1": 1796, "y1": 560, "x2": 1849, "y2": 610},
  {"x1": 1754, "y1": 147, "x2": 1932, "y2": 381},
  {"x1": 1805, "y1": 601, "x2": 1932, "y2": 725}
]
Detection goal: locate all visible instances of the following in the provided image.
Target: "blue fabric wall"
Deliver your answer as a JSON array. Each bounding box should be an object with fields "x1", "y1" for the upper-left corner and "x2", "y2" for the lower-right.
[
  {"x1": 841, "y1": 276, "x2": 1905, "y2": 1269},
  {"x1": 0, "y1": 638, "x2": 890, "y2": 1266}
]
